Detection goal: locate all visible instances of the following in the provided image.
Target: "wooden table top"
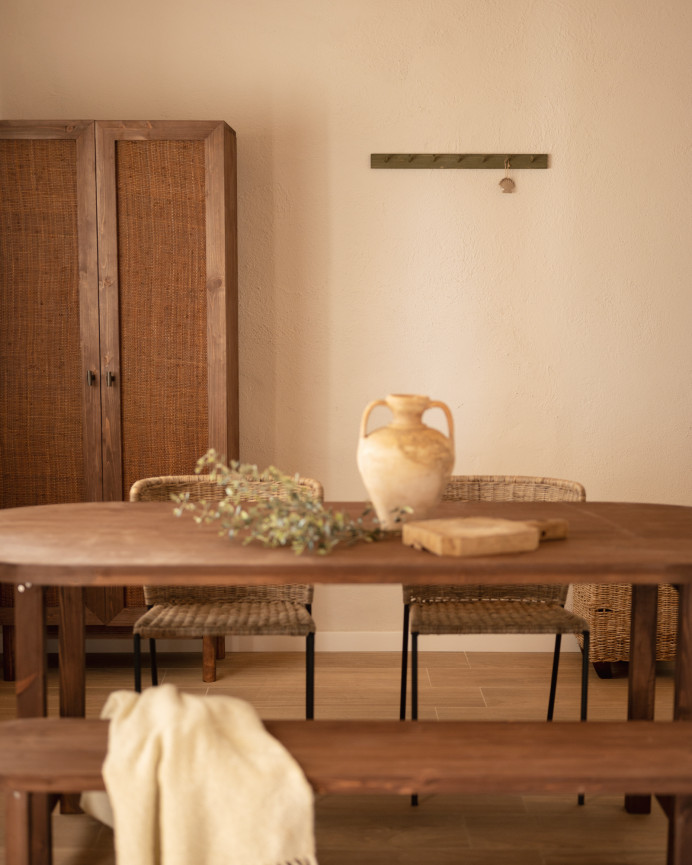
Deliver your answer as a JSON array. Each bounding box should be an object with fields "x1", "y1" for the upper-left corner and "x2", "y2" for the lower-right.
[{"x1": 1, "y1": 499, "x2": 692, "y2": 586}]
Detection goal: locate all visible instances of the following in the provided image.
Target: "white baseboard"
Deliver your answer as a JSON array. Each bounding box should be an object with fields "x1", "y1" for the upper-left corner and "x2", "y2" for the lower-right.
[{"x1": 57, "y1": 631, "x2": 580, "y2": 654}]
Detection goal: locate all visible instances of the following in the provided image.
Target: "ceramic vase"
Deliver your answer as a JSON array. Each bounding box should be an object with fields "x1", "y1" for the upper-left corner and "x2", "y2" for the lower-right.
[{"x1": 356, "y1": 394, "x2": 455, "y2": 530}]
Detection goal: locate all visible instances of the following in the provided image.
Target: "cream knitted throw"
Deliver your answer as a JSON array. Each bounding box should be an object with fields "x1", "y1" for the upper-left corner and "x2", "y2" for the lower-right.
[{"x1": 89, "y1": 685, "x2": 317, "y2": 865}]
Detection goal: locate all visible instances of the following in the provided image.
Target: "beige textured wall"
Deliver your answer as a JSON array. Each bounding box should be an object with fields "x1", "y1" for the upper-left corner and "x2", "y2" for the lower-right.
[{"x1": 3, "y1": 0, "x2": 691, "y2": 649}]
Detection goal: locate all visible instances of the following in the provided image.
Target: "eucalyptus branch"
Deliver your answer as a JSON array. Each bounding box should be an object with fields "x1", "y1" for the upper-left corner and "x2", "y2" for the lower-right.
[{"x1": 173, "y1": 449, "x2": 408, "y2": 555}]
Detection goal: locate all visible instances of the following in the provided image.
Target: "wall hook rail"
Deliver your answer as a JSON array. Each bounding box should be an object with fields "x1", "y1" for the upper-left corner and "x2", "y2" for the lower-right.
[{"x1": 370, "y1": 153, "x2": 548, "y2": 170}]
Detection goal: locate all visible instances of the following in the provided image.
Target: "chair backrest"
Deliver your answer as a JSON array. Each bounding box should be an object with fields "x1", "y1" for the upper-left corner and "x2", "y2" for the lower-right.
[
  {"x1": 130, "y1": 473, "x2": 323, "y2": 606},
  {"x1": 129, "y1": 474, "x2": 324, "y2": 505},
  {"x1": 442, "y1": 475, "x2": 585, "y2": 504},
  {"x1": 404, "y1": 475, "x2": 586, "y2": 606}
]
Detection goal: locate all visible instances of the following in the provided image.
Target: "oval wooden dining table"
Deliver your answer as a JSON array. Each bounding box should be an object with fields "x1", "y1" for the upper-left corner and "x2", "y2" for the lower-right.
[{"x1": 2, "y1": 498, "x2": 692, "y2": 864}]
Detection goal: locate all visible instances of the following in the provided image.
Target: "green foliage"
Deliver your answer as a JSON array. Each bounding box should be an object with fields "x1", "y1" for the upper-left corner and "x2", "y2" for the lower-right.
[{"x1": 173, "y1": 450, "x2": 408, "y2": 555}]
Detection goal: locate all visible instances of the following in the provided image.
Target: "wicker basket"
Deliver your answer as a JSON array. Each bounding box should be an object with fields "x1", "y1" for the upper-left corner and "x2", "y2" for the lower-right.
[{"x1": 568, "y1": 584, "x2": 678, "y2": 662}]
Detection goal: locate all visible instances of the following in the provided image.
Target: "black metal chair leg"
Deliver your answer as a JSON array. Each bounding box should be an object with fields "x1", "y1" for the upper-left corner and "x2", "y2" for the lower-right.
[
  {"x1": 400, "y1": 604, "x2": 410, "y2": 721},
  {"x1": 411, "y1": 630, "x2": 419, "y2": 807},
  {"x1": 134, "y1": 634, "x2": 142, "y2": 693},
  {"x1": 306, "y1": 631, "x2": 315, "y2": 720},
  {"x1": 149, "y1": 638, "x2": 158, "y2": 686},
  {"x1": 578, "y1": 630, "x2": 590, "y2": 806},
  {"x1": 547, "y1": 633, "x2": 562, "y2": 721},
  {"x1": 581, "y1": 631, "x2": 590, "y2": 722},
  {"x1": 411, "y1": 631, "x2": 418, "y2": 722}
]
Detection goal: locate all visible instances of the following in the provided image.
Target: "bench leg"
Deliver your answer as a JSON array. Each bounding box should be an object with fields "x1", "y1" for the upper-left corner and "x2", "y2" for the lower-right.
[{"x1": 666, "y1": 795, "x2": 692, "y2": 865}]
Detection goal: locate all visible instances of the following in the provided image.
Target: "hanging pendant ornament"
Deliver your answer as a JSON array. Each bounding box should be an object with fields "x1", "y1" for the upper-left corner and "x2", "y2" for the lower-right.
[{"x1": 499, "y1": 157, "x2": 515, "y2": 193}]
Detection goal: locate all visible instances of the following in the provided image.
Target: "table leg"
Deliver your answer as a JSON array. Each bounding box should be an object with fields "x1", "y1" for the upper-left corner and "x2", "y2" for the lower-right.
[
  {"x1": 58, "y1": 587, "x2": 85, "y2": 718},
  {"x1": 674, "y1": 583, "x2": 692, "y2": 722},
  {"x1": 14, "y1": 583, "x2": 52, "y2": 865},
  {"x1": 663, "y1": 583, "x2": 692, "y2": 865},
  {"x1": 625, "y1": 583, "x2": 658, "y2": 814},
  {"x1": 15, "y1": 584, "x2": 46, "y2": 718},
  {"x1": 6, "y1": 790, "x2": 31, "y2": 865},
  {"x1": 58, "y1": 587, "x2": 85, "y2": 814}
]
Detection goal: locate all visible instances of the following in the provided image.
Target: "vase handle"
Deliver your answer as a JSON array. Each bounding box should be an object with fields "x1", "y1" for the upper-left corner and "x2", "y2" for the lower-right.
[
  {"x1": 427, "y1": 400, "x2": 455, "y2": 443},
  {"x1": 359, "y1": 399, "x2": 388, "y2": 439}
]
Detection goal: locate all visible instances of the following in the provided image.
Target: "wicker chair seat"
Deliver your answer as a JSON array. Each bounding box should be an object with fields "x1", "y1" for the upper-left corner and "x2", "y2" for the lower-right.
[
  {"x1": 405, "y1": 583, "x2": 567, "y2": 605},
  {"x1": 411, "y1": 599, "x2": 589, "y2": 636},
  {"x1": 142, "y1": 584, "x2": 313, "y2": 606},
  {"x1": 134, "y1": 600, "x2": 315, "y2": 639}
]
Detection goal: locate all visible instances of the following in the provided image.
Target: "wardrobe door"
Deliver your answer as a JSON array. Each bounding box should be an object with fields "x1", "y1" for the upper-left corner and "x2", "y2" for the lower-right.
[
  {"x1": 95, "y1": 121, "x2": 238, "y2": 500},
  {"x1": 0, "y1": 121, "x2": 102, "y2": 508}
]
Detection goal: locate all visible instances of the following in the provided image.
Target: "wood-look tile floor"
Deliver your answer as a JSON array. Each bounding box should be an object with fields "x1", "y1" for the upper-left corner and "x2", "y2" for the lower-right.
[{"x1": 0, "y1": 651, "x2": 675, "y2": 864}]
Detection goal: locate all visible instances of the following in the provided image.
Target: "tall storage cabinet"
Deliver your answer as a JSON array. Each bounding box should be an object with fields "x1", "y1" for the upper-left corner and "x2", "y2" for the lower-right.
[{"x1": 0, "y1": 120, "x2": 238, "y2": 677}]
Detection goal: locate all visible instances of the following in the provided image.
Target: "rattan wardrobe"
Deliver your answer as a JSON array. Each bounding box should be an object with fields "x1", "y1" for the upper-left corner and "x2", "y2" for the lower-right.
[{"x1": 0, "y1": 120, "x2": 238, "y2": 682}]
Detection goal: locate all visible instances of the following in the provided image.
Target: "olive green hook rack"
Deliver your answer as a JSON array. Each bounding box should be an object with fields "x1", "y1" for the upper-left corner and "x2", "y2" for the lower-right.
[{"x1": 370, "y1": 153, "x2": 548, "y2": 170}]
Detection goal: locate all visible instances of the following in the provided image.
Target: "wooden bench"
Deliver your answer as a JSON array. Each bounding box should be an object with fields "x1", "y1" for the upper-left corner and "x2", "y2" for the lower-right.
[{"x1": 2, "y1": 718, "x2": 692, "y2": 864}]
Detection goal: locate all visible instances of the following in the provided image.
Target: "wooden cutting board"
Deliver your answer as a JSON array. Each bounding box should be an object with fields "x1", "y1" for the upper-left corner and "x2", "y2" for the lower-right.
[{"x1": 401, "y1": 516, "x2": 569, "y2": 557}]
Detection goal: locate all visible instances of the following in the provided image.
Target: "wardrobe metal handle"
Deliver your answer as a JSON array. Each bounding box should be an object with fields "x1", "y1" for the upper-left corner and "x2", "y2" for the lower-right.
[
  {"x1": 86, "y1": 370, "x2": 96, "y2": 386},
  {"x1": 105, "y1": 371, "x2": 115, "y2": 387}
]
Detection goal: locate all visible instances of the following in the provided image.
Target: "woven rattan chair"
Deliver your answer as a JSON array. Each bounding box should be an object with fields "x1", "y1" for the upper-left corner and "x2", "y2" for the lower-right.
[
  {"x1": 400, "y1": 475, "x2": 590, "y2": 803},
  {"x1": 129, "y1": 474, "x2": 323, "y2": 719}
]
